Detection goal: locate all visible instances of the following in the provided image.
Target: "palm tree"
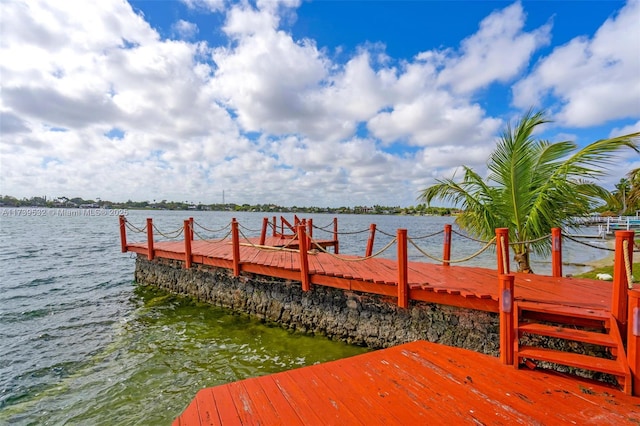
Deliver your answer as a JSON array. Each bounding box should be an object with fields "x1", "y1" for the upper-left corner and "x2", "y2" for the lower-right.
[
  {"x1": 627, "y1": 168, "x2": 640, "y2": 213},
  {"x1": 420, "y1": 109, "x2": 639, "y2": 273}
]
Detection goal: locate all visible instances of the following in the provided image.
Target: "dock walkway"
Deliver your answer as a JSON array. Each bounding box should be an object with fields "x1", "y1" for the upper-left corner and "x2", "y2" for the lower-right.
[{"x1": 173, "y1": 340, "x2": 640, "y2": 425}]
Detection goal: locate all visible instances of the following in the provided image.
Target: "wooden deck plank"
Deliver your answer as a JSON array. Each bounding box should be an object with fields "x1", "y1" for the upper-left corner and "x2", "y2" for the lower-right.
[{"x1": 174, "y1": 341, "x2": 640, "y2": 425}]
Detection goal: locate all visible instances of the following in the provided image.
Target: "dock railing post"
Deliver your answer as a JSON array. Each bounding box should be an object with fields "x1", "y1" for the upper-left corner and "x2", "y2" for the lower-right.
[
  {"x1": 272, "y1": 216, "x2": 277, "y2": 237},
  {"x1": 551, "y1": 228, "x2": 562, "y2": 278},
  {"x1": 146, "y1": 218, "x2": 154, "y2": 261},
  {"x1": 260, "y1": 217, "x2": 268, "y2": 246},
  {"x1": 184, "y1": 220, "x2": 192, "y2": 269},
  {"x1": 333, "y1": 217, "x2": 339, "y2": 254},
  {"x1": 499, "y1": 274, "x2": 515, "y2": 365},
  {"x1": 119, "y1": 215, "x2": 127, "y2": 253},
  {"x1": 612, "y1": 230, "x2": 634, "y2": 328},
  {"x1": 298, "y1": 224, "x2": 310, "y2": 291},
  {"x1": 189, "y1": 217, "x2": 194, "y2": 241},
  {"x1": 365, "y1": 224, "x2": 377, "y2": 257},
  {"x1": 443, "y1": 224, "x2": 452, "y2": 266},
  {"x1": 397, "y1": 229, "x2": 409, "y2": 309},
  {"x1": 628, "y1": 289, "x2": 640, "y2": 396},
  {"x1": 307, "y1": 218, "x2": 313, "y2": 240},
  {"x1": 231, "y1": 218, "x2": 240, "y2": 277},
  {"x1": 496, "y1": 228, "x2": 510, "y2": 274}
]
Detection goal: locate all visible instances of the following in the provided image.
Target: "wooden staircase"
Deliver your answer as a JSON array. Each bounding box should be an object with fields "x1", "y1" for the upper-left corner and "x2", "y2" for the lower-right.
[{"x1": 514, "y1": 301, "x2": 632, "y2": 394}]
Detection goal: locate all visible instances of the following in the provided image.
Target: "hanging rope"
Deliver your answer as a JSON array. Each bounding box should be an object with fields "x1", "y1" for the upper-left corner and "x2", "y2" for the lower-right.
[
  {"x1": 124, "y1": 220, "x2": 147, "y2": 233},
  {"x1": 238, "y1": 222, "x2": 262, "y2": 233},
  {"x1": 509, "y1": 233, "x2": 551, "y2": 246},
  {"x1": 563, "y1": 234, "x2": 616, "y2": 251},
  {"x1": 312, "y1": 220, "x2": 336, "y2": 231},
  {"x1": 152, "y1": 224, "x2": 184, "y2": 239},
  {"x1": 192, "y1": 227, "x2": 232, "y2": 242},
  {"x1": 410, "y1": 229, "x2": 444, "y2": 240},
  {"x1": 192, "y1": 220, "x2": 231, "y2": 234},
  {"x1": 500, "y1": 236, "x2": 508, "y2": 273},
  {"x1": 237, "y1": 227, "x2": 300, "y2": 251},
  {"x1": 450, "y1": 229, "x2": 494, "y2": 244},
  {"x1": 310, "y1": 237, "x2": 398, "y2": 261},
  {"x1": 623, "y1": 239, "x2": 634, "y2": 289},
  {"x1": 408, "y1": 236, "x2": 497, "y2": 264}
]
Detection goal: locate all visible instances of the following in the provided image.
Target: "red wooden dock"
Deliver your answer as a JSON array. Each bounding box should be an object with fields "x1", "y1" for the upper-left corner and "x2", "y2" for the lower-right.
[
  {"x1": 173, "y1": 340, "x2": 640, "y2": 425},
  {"x1": 120, "y1": 215, "x2": 639, "y2": 418}
]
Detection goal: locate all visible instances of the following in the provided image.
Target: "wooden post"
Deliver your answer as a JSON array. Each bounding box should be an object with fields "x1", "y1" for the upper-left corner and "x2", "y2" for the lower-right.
[
  {"x1": 231, "y1": 218, "x2": 240, "y2": 277},
  {"x1": 119, "y1": 215, "x2": 127, "y2": 253},
  {"x1": 146, "y1": 218, "x2": 154, "y2": 261},
  {"x1": 184, "y1": 220, "x2": 192, "y2": 269},
  {"x1": 496, "y1": 228, "x2": 510, "y2": 275},
  {"x1": 259, "y1": 217, "x2": 268, "y2": 245},
  {"x1": 189, "y1": 217, "x2": 194, "y2": 241},
  {"x1": 272, "y1": 216, "x2": 277, "y2": 237},
  {"x1": 628, "y1": 289, "x2": 640, "y2": 396},
  {"x1": 397, "y1": 229, "x2": 408, "y2": 309},
  {"x1": 613, "y1": 230, "x2": 634, "y2": 327},
  {"x1": 551, "y1": 227, "x2": 562, "y2": 278},
  {"x1": 298, "y1": 224, "x2": 310, "y2": 291},
  {"x1": 333, "y1": 217, "x2": 339, "y2": 254},
  {"x1": 443, "y1": 224, "x2": 452, "y2": 266},
  {"x1": 365, "y1": 224, "x2": 377, "y2": 257},
  {"x1": 307, "y1": 218, "x2": 313, "y2": 239},
  {"x1": 499, "y1": 274, "x2": 515, "y2": 365}
]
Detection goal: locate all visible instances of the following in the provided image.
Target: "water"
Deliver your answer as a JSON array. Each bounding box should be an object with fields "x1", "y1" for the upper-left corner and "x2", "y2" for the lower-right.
[{"x1": 0, "y1": 208, "x2": 611, "y2": 424}]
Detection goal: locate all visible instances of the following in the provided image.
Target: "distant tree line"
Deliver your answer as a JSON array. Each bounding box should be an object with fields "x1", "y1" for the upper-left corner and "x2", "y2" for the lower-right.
[{"x1": 0, "y1": 195, "x2": 457, "y2": 216}]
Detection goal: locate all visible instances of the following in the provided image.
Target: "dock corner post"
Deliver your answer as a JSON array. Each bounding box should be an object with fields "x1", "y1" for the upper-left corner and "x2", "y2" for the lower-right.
[
  {"x1": 333, "y1": 217, "x2": 339, "y2": 254},
  {"x1": 259, "y1": 217, "x2": 268, "y2": 246},
  {"x1": 495, "y1": 228, "x2": 510, "y2": 275},
  {"x1": 551, "y1": 227, "x2": 562, "y2": 278},
  {"x1": 397, "y1": 228, "x2": 409, "y2": 309},
  {"x1": 443, "y1": 224, "x2": 452, "y2": 266},
  {"x1": 365, "y1": 223, "x2": 377, "y2": 257},
  {"x1": 146, "y1": 218, "x2": 154, "y2": 261},
  {"x1": 307, "y1": 218, "x2": 313, "y2": 239},
  {"x1": 499, "y1": 274, "x2": 515, "y2": 365},
  {"x1": 184, "y1": 219, "x2": 192, "y2": 269},
  {"x1": 613, "y1": 230, "x2": 635, "y2": 328},
  {"x1": 628, "y1": 288, "x2": 640, "y2": 396},
  {"x1": 231, "y1": 218, "x2": 240, "y2": 277},
  {"x1": 119, "y1": 215, "x2": 127, "y2": 253},
  {"x1": 298, "y1": 224, "x2": 310, "y2": 291},
  {"x1": 189, "y1": 217, "x2": 194, "y2": 241}
]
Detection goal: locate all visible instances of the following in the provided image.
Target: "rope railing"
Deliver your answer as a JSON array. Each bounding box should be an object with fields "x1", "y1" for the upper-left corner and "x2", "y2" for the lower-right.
[
  {"x1": 152, "y1": 223, "x2": 184, "y2": 240},
  {"x1": 124, "y1": 219, "x2": 147, "y2": 233},
  {"x1": 192, "y1": 226, "x2": 232, "y2": 243},
  {"x1": 310, "y1": 236, "x2": 398, "y2": 261},
  {"x1": 563, "y1": 234, "x2": 616, "y2": 251},
  {"x1": 509, "y1": 233, "x2": 551, "y2": 246},
  {"x1": 312, "y1": 220, "x2": 336, "y2": 231},
  {"x1": 451, "y1": 229, "x2": 492, "y2": 244},
  {"x1": 408, "y1": 236, "x2": 497, "y2": 264},
  {"x1": 192, "y1": 220, "x2": 231, "y2": 234},
  {"x1": 238, "y1": 227, "x2": 301, "y2": 252},
  {"x1": 238, "y1": 222, "x2": 263, "y2": 233},
  {"x1": 407, "y1": 229, "x2": 444, "y2": 240},
  {"x1": 500, "y1": 236, "x2": 508, "y2": 274},
  {"x1": 623, "y1": 239, "x2": 634, "y2": 289}
]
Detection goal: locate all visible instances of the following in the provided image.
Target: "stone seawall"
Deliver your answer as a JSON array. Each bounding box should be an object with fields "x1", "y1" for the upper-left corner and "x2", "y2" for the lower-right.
[{"x1": 134, "y1": 256, "x2": 501, "y2": 354}]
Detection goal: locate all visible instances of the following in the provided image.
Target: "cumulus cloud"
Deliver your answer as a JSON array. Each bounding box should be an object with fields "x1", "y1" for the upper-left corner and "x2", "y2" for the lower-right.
[{"x1": 512, "y1": 0, "x2": 640, "y2": 126}]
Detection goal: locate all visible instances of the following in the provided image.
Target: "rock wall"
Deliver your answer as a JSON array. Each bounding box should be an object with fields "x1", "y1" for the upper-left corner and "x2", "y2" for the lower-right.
[{"x1": 134, "y1": 256, "x2": 501, "y2": 355}]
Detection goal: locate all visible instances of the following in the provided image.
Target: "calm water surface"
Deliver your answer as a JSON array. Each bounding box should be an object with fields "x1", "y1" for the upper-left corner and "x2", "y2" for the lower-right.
[{"x1": 0, "y1": 208, "x2": 610, "y2": 424}]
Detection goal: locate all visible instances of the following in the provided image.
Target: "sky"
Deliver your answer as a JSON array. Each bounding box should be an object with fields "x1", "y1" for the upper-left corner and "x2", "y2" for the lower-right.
[{"x1": 1, "y1": 0, "x2": 639, "y2": 208}]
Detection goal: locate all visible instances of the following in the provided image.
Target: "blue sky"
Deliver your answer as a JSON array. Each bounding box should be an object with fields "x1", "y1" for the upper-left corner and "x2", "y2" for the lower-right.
[{"x1": 1, "y1": 0, "x2": 638, "y2": 207}]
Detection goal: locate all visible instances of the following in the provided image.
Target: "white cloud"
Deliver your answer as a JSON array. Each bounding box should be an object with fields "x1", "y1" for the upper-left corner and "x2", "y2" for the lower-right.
[
  {"x1": 172, "y1": 20, "x2": 199, "y2": 40},
  {"x1": 512, "y1": 0, "x2": 640, "y2": 126}
]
